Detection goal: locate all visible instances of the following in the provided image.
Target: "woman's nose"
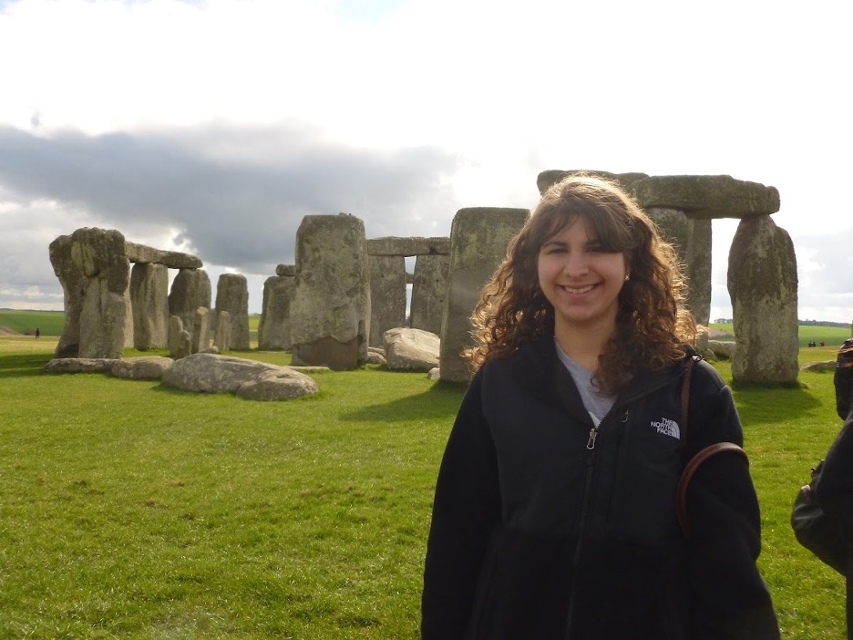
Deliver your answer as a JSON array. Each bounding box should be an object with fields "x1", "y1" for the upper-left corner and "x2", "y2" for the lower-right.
[{"x1": 563, "y1": 251, "x2": 589, "y2": 276}]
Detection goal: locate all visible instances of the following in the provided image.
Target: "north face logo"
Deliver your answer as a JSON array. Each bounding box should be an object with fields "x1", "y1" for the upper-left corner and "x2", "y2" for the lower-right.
[{"x1": 651, "y1": 417, "x2": 680, "y2": 440}]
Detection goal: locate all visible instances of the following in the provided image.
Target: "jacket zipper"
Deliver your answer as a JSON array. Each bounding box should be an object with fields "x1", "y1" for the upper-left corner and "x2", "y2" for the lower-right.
[{"x1": 564, "y1": 421, "x2": 600, "y2": 638}]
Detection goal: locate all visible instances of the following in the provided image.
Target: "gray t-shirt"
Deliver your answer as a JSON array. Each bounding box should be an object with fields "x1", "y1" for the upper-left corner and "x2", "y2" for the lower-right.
[{"x1": 555, "y1": 339, "x2": 617, "y2": 424}]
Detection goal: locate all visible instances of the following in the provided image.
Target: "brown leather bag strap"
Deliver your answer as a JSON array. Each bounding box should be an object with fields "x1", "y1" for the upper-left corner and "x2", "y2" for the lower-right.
[{"x1": 677, "y1": 442, "x2": 749, "y2": 538}]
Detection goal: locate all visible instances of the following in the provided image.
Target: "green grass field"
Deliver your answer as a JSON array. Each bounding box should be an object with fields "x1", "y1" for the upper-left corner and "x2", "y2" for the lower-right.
[
  {"x1": 709, "y1": 322, "x2": 850, "y2": 349},
  {"x1": 0, "y1": 316, "x2": 851, "y2": 637},
  {"x1": 0, "y1": 309, "x2": 65, "y2": 336}
]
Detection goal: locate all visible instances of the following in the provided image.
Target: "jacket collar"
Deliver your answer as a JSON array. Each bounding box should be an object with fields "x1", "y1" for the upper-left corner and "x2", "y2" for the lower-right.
[{"x1": 512, "y1": 334, "x2": 690, "y2": 421}]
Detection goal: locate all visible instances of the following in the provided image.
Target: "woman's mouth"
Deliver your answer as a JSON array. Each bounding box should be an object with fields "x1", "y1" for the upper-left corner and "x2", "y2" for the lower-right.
[{"x1": 561, "y1": 284, "x2": 596, "y2": 294}]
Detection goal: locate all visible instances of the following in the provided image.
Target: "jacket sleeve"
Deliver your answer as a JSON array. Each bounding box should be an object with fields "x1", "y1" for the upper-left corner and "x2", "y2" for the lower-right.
[
  {"x1": 421, "y1": 371, "x2": 502, "y2": 640},
  {"x1": 683, "y1": 377, "x2": 781, "y2": 640},
  {"x1": 816, "y1": 406, "x2": 853, "y2": 640},
  {"x1": 816, "y1": 407, "x2": 853, "y2": 525}
]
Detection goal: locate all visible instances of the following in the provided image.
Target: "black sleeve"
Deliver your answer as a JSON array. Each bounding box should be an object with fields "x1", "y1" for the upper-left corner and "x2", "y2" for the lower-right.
[
  {"x1": 816, "y1": 408, "x2": 853, "y2": 532},
  {"x1": 684, "y1": 380, "x2": 781, "y2": 640},
  {"x1": 814, "y1": 393, "x2": 853, "y2": 640},
  {"x1": 421, "y1": 372, "x2": 502, "y2": 640}
]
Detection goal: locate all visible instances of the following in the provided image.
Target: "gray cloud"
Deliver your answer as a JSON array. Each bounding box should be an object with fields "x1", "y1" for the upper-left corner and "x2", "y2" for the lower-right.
[{"x1": 0, "y1": 123, "x2": 462, "y2": 275}]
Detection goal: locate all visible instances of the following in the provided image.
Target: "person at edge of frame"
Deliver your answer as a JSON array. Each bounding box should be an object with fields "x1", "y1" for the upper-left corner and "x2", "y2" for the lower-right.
[
  {"x1": 815, "y1": 338, "x2": 853, "y2": 639},
  {"x1": 421, "y1": 174, "x2": 781, "y2": 639}
]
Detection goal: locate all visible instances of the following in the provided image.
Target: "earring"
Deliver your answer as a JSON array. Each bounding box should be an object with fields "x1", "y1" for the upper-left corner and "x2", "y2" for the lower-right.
[{"x1": 624, "y1": 273, "x2": 631, "y2": 281}]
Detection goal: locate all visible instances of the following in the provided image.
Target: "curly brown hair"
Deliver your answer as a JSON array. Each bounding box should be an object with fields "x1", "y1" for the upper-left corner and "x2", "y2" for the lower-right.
[{"x1": 466, "y1": 173, "x2": 696, "y2": 394}]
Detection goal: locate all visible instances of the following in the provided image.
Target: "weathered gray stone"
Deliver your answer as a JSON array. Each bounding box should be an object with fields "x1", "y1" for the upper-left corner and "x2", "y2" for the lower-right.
[
  {"x1": 801, "y1": 360, "x2": 836, "y2": 372},
  {"x1": 537, "y1": 170, "x2": 649, "y2": 195},
  {"x1": 384, "y1": 327, "x2": 440, "y2": 372},
  {"x1": 646, "y1": 208, "x2": 712, "y2": 326},
  {"x1": 44, "y1": 358, "x2": 119, "y2": 373},
  {"x1": 161, "y1": 353, "x2": 318, "y2": 400},
  {"x1": 366, "y1": 237, "x2": 451, "y2": 256},
  {"x1": 213, "y1": 310, "x2": 232, "y2": 352},
  {"x1": 368, "y1": 255, "x2": 407, "y2": 347},
  {"x1": 110, "y1": 356, "x2": 175, "y2": 380},
  {"x1": 290, "y1": 214, "x2": 370, "y2": 370},
  {"x1": 168, "y1": 269, "x2": 211, "y2": 335},
  {"x1": 71, "y1": 228, "x2": 130, "y2": 359},
  {"x1": 727, "y1": 215, "x2": 799, "y2": 384},
  {"x1": 125, "y1": 242, "x2": 202, "y2": 269},
  {"x1": 707, "y1": 340, "x2": 736, "y2": 360},
  {"x1": 214, "y1": 273, "x2": 250, "y2": 350},
  {"x1": 192, "y1": 307, "x2": 210, "y2": 354},
  {"x1": 235, "y1": 370, "x2": 318, "y2": 400},
  {"x1": 276, "y1": 264, "x2": 296, "y2": 277},
  {"x1": 440, "y1": 207, "x2": 529, "y2": 383},
  {"x1": 258, "y1": 276, "x2": 294, "y2": 350},
  {"x1": 633, "y1": 175, "x2": 780, "y2": 219},
  {"x1": 428, "y1": 367, "x2": 441, "y2": 381},
  {"x1": 168, "y1": 315, "x2": 191, "y2": 359},
  {"x1": 130, "y1": 263, "x2": 169, "y2": 350},
  {"x1": 410, "y1": 253, "x2": 450, "y2": 336},
  {"x1": 367, "y1": 350, "x2": 387, "y2": 366},
  {"x1": 694, "y1": 325, "x2": 709, "y2": 354},
  {"x1": 49, "y1": 234, "x2": 87, "y2": 358}
]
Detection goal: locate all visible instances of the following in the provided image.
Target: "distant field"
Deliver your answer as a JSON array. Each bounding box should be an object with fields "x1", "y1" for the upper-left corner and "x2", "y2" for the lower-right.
[
  {"x1": 709, "y1": 322, "x2": 850, "y2": 348},
  {"x1": 0, "y1": 311, "x2": 262, "y2": 341},
  {"x1": 0, "y1": 312, "x2": 846, "y2": 347},
  {"x1": 0, "y1": 310, "x2": 65, "y2": 336}
]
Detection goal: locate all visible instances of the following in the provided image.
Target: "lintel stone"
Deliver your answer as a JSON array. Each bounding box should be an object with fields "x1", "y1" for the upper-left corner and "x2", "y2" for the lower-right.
[
  {"x1": 631, "y1": 175, "x2": 780, "y2": 219},
  {"x1": 126, "y1": 242, "x2": 203, "y2": 269},
  {"x1": 366, "y1": 237, "x2": 450, "y2": 256},
  {"x1": 537, "y1": 170, "x2": 650, "y2": 195}
]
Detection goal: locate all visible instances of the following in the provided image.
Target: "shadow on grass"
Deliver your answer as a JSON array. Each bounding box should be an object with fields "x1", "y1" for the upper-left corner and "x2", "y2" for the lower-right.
[
  {"x1": 732, "y1": 384, "x2": 823, "y2": 425},
  {"x1": 340, "y1": 381, "x2": 466, "y2": 422},
  {"x1": 0, "y1": 353, "x2": 54, "y2": 379}
]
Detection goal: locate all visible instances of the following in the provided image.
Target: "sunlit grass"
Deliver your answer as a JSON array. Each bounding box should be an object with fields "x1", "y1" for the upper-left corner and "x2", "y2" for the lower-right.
[{"x1": 0, "y1": 337, "x2": 849, "y2": 637}]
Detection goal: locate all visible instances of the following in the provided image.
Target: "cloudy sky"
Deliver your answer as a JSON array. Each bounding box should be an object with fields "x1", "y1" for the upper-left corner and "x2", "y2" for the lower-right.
[{"x1": 0, "y1": 0, "x2": 851, "y2": 321}]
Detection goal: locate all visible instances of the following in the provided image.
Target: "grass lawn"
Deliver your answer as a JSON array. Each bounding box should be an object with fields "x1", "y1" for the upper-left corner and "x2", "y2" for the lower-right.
[{"x1": 0, "y1": 336, "x2": 849, "y2": 638}]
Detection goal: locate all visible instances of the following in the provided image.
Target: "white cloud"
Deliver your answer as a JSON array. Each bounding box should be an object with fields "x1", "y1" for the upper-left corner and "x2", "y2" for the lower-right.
[{"x1": 0, "y1": 0, "x2": 851, "y2": 319}]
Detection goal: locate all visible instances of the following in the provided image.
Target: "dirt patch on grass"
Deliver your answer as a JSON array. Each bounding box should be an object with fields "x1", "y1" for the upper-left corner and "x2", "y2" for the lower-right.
[
  {"x1": 0, "y1": 324, "x2": 19, "y2": 335},
  {"x1": 707, "y1": 327, "x2": 734, "y2": 339}
]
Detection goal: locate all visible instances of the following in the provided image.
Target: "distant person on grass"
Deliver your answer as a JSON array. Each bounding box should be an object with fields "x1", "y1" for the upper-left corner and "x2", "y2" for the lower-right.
[
  {"x1": 815, "y1": 338, "x2": 853, "y2": 639},
  {"x1": 35, "y1": 327, "x2": 40, "y2": 339},
  {"x1": 421, "y1": 174, "x2": 780, "y2": 639}
]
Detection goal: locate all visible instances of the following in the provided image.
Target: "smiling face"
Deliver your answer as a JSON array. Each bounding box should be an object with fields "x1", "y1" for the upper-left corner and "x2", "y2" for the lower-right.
[{"x1": 537, "y1": 216, "x2": 628, "y2": 339}]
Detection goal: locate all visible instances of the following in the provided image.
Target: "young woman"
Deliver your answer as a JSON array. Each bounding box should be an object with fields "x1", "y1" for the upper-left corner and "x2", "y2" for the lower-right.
[{"x1": 421, "y1": 175, "x2": 780, "y2": 639}]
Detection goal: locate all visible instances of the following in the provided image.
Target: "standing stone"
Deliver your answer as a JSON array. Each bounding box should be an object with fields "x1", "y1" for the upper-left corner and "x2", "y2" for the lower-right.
[
  {"x1": 440, "y1": 207, "x2": 529, "y2": 384},
  {"x1": 130, "y1": 263, "x2": 169, "y2": 350},
  {"x1": 368, "y1": 255, "x2": 407, "y2": 347},
  {"x1": 214, "y1": 273, "x2": 251, "y2": 350},
  {"x1": 168, "y1": 315, "x2": 191, "y2": 359},
  {"x1": 168, "y1": 269, "x2": 211, "y2": 336},
  {"x1": 646, "y1": 208, "x2": 712, "y2": 326},
  {"x1": 214, "y1": 310, "x2": 232, "y2": 352},
  {"x1": 49, "y1": 234, "x2": 87, "y2": 358},
  {"x1": 684, "y1": 218, "x2": 713, "y2": 327},
  {"x1": 258, "y1": 275, "x2": 295, "y2": 350},
  {"x1": 410, "y1": 253, "x2": 450, "y2": 335},
  {"x1": 70, "y1": 227, "x2": 130, "y2": 359},
  {"x1": 192, "y1": 307, "x2": 211, "y2": 354},
  {"x1": 290, "y1": 213, "x2": 370, "y2": 370},
  {"x1": 727, "y1": 214, "x2": 799, "y2": 385}
]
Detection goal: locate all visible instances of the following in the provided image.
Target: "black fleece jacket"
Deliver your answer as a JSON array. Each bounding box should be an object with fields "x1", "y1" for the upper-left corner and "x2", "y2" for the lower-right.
[{"x1": 422, "y1": 336, "x2": 779, "y2": 639}]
